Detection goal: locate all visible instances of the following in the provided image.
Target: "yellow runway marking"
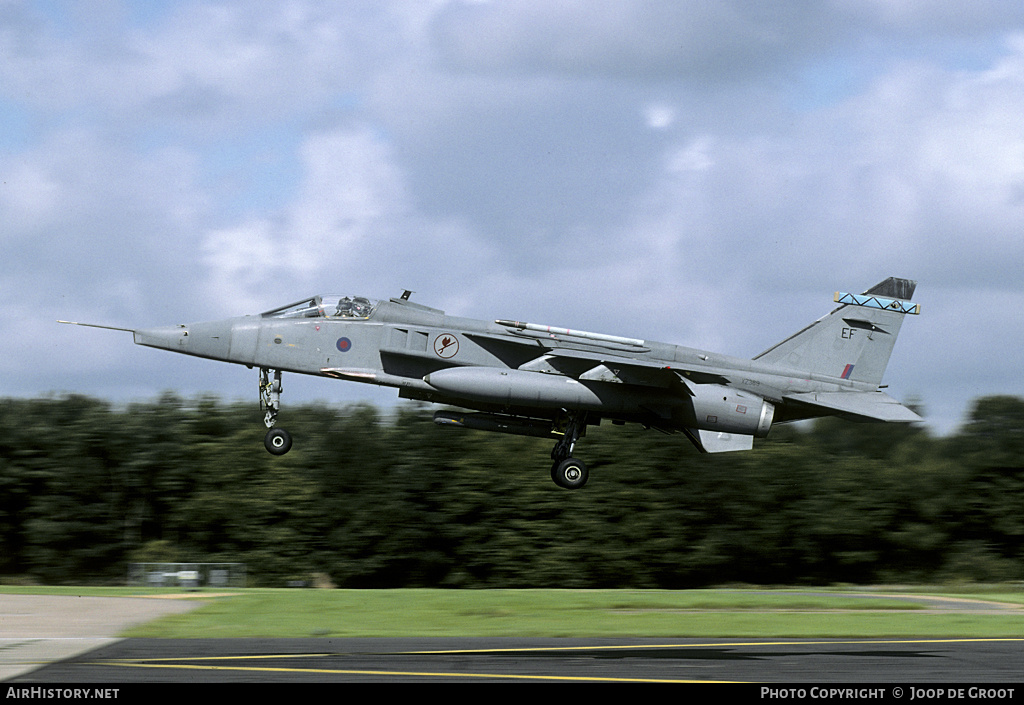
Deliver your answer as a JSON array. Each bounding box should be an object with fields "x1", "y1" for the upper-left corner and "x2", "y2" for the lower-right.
[
  {"x1": 91, "y1": 660, "x2": 735, "y2": 683},
  {"x1": 87, "y1": 637, "x2": 1024, "y2": 683}
]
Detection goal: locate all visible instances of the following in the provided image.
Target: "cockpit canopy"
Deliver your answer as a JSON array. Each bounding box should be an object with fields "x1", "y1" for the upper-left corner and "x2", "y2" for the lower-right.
[{"x1": 261, "y1": 295, "x2": 379, "y2": 320}]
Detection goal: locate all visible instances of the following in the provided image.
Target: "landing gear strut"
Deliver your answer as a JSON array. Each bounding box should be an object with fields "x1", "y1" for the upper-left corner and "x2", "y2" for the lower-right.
[
  {"x1": 260, "y1": 368, "x2": 292, "y2": 455},
  {"x1": 550, "y1": 412, "x2": 589, "y2": 489}
]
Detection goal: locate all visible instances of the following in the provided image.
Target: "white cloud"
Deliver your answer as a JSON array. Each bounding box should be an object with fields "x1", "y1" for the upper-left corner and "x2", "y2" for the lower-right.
[
  {"x1": 201, "y1": 218, "x2": 279, "y2": 314},
  {"x1": 198, "y1": 123, "x2": 497, "y2": 312},
  {"x1": 199, "y1": 125, "x2": 404, "y2": 306},
  {"x1": 644, "y1": 103, "x2": 676, "y2": 130}
]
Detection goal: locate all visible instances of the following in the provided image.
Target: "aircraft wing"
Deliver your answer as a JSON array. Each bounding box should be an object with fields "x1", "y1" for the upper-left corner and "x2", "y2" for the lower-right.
[
  {"x1": 782, "y1": 391, "x2": 921, "y2": 422},
  {"x1": 515, "y1": 350, "x2": 731, "y2": 390},
  {"x1": 473, "y1": 322, "x2": 734, "y2": 389}
]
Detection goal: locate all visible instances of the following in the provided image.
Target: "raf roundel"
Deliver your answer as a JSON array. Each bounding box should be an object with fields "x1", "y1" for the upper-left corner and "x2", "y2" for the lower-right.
[{"x1": 336, "y1": 337, "x2": 352, "y2": 352}]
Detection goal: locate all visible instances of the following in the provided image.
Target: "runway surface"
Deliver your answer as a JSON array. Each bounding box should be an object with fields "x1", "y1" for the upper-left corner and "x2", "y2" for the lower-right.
[
  {"x1": 11, "y1": 636, "x2": 1024, "y2": 683},
  {"x1": 2, "y1": 593, "x2": 1023, "y2": 684}
]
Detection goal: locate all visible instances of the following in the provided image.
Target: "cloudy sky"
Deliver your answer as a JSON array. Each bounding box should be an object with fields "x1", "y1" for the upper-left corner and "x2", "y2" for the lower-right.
[{"x1": 4, "y1": 0, "x2": 1024, "y2": 436}]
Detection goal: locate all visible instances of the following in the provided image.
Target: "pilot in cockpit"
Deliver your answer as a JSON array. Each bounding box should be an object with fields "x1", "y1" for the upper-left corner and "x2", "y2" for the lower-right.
[{"x1": 335, "y1": 296, "x2": 373, "y2": 318}]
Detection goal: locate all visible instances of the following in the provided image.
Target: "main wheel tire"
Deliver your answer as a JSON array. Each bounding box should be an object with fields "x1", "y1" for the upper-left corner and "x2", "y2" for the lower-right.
[
  {"x1": 264, "y1": 427, "x2": 293, "y2": 455},
  {"x1": 551, "y1": 457, "x2": 588, "y2": 489}
]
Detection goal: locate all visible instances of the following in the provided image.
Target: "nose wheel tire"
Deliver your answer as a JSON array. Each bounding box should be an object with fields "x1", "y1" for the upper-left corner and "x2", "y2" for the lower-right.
[
  {"x1": 264, "y1": 428, "x2": 293, "y2": 455},
  {"x1": 551, "y1": 458, "x2": 588, "y2": 489}
]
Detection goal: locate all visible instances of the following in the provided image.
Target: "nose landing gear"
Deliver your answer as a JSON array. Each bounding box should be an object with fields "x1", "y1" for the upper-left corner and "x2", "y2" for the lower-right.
[{"x1": 260, "y1": 368, "x2": 292, "y2": 455}]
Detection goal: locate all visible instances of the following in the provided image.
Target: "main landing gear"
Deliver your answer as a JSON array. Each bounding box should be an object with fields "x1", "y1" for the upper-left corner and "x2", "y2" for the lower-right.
[
  {"x1": 260, "y1": 368, "x2": 292, "y2": 455},
  {"x1": 550, "y1": 412, "x2": 589, "y2": 490}
]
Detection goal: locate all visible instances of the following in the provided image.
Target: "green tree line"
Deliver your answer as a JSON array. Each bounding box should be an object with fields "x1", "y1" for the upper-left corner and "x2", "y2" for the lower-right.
[{"x1": 1, "y1": 393, "x2": 1022, "y2": 587}]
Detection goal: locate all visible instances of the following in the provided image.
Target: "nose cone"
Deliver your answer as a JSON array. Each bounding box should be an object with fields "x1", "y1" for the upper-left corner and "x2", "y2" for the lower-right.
[{"x1": 134, "y1": 320, "x2": 233, "y2": 361}]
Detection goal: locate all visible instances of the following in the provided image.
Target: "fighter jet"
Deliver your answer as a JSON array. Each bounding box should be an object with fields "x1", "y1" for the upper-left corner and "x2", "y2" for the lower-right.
[{"x1": 60, "y1": 277, "x2": 921, "y2": 489}]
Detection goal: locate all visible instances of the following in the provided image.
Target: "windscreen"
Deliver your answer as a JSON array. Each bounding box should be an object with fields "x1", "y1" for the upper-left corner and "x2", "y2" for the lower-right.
[{"x1": 261, "y1": 295, "x2": 378, "y2": 320}]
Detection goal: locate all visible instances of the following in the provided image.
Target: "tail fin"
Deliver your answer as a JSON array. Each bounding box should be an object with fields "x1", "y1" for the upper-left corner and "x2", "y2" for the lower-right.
[{"x1": 753, "y1": 277, "x2": 919, "y2": 386}]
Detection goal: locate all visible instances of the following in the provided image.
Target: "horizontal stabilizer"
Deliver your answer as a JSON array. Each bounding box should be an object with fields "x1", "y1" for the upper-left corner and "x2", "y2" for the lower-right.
[{"x1": 784, "y1": 391, "x2": 921, "y2": 422}]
